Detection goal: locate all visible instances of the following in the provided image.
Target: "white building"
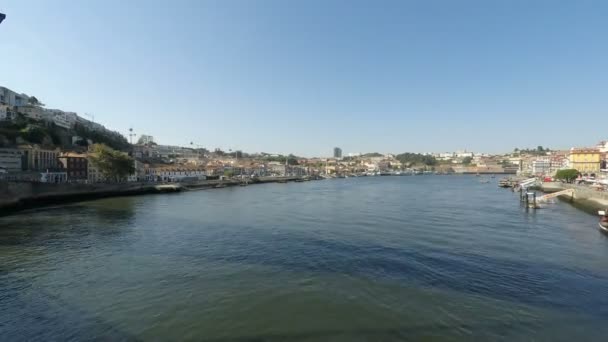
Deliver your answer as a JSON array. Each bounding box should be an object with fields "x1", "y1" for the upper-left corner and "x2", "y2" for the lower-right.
[
  {"x1": 532, "y1": 157, "x2": 551, "y2": 175},
  {"x1": 597, "y1": 141, "x2": 608, "y2": 153},
  {"x1": 150, "y1": 145, "x2": 200, "y2": 161},
  {"x1": 0, "y1": 105, "x2": 7, "y2": 120},
  {"x1": 456, "y1": 150, "x2": 474, "y2": 158},
  {"x1": 268, "y1": 162, "x2": 288, "y2": 176},
  {"x1": 18, "y1": 105, "x2": 44, "y2": 121},
  {"x1": 144, "y1": 166, "x2": 207, "y2": 182},
  {"x1": 0, "y1": 148, "x2": 23, "y2": 172},
  {"x1": 508, "y1": 157, "x2": 522, "y2": 165},
  {"x1": 137, "y1": 135, "x2": 155, "y2": 145},
  {"x1": 45, "y1": 109, "x2": 77, "y2": 129},
  {"x1": 0, "y1": 86, "x2": 29, "y2": 107}
]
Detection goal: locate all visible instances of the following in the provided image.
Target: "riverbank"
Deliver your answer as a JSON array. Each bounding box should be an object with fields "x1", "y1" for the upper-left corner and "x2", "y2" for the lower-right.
[
  {"x1": 538, "y1": 182, "x2": 608, "y2": 214},
  {"x1": 0, "y1": 176, "x2": 306, "y2": 216}
]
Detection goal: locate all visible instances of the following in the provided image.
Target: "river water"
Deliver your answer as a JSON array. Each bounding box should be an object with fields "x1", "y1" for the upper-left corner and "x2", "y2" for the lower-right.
[{"x1": 2, "y1": 176, "x2": 608, "y2": 341}]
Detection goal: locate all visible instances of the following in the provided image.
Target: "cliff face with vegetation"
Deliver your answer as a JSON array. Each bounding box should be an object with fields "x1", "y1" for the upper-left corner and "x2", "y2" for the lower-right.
[{"x1": 0, "y1": 114, "x2": 129, "y2": 151}]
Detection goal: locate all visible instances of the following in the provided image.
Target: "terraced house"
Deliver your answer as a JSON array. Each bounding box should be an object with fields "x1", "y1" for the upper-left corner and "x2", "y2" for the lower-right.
[{"x1": 58, "y1": 153, "x2": 88, "y2": 181}]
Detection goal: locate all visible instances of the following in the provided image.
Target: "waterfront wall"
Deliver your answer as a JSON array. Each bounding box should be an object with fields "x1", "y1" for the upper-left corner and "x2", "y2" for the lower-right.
[
  {"x1": 0, "y1": 176, "x2": 304, "y2": 215},
  {"x1": 540, "y1": 182, "x2": 608, "y2": 211},
  {"x1": 0, "y1": 181, "x2": 180, "y2": 214}
]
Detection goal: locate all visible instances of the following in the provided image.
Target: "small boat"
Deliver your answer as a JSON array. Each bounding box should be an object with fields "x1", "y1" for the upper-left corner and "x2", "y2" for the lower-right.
[
  {"x1": 598, "y1": 210, "x2": 608, "y2": 233},
  {"x1": 498, "y1": 178, "x2": 512, "y2": 188},
  {"x1": 479, "y1": 179, "x2": 490, "y2": 183}
]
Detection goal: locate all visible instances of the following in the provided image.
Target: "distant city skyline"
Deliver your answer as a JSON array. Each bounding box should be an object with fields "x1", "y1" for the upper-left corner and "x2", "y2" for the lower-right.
[{"x1": 1, "y1": 0, "x2": 607, "y2": 157}]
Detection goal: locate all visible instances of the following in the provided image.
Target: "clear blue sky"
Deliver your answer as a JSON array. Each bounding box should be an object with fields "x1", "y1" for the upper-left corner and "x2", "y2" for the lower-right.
[{"x1": 1, "y1": 0, "x2": 607, "y2": 157}]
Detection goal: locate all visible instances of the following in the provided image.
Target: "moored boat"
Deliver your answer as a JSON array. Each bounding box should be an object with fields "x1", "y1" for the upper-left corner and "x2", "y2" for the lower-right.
[
  {"x1": 598, "y1": 210, "x2": 608, "y2": 233},
  {"x1": 498, "y1": 178, "x2": 512, "y2": 188}
]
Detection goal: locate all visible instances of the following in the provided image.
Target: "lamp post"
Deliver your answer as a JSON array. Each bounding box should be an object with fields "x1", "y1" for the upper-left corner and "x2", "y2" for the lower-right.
[
  {"x1": 229, "y1": 148, "x2": 242, "y2": 179},
  {"x1": 128, "y1": 127, "x2": 135, "y2": 145}
]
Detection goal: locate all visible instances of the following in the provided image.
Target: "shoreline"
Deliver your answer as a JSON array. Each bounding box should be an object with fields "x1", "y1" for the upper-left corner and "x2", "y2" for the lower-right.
[
  {"x1": 536, "y1": 182, "x2": 608, "y2": 214},
  {"x1": 0, "y1": 176, "x2": 306, "y2": 217}
]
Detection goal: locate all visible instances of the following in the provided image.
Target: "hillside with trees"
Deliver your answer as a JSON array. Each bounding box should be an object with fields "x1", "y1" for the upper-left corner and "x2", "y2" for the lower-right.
[{"x1": 0, "y1": 114, "x2": 129, "y2": 151}]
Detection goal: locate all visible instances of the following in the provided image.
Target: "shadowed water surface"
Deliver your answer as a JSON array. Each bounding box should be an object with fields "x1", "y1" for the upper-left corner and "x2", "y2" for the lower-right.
[{"x1": 2, "y1": 176, "x2": 608, "y2": 341}]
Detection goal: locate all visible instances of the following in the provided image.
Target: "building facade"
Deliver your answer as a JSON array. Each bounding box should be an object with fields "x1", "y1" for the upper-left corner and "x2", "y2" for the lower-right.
[
  {"x1": 0, "y1": 148, "x2": 22, "y2": 172},
  {"x1": 531, "y1": 157, "x2": 551, "y2": 175},
  {"x1": 144, "y1": 165, "x2": 207, "y2": 182},
  {"x1": 569, "y1": 148, "x2": 601, "y2": 175},
  {"x1": 333, "y1": 147, "x2": 342, "y2": 159},
  {"x1": 45, "y1": 109, "x2": 77, "y2": 129},
  {"x1": 0, "y1": 86, "x2": 29, "y2": 107},
  {"x1": 58, "y1": 153, "x2": 88, "y2": 180},
  {"x1": 548, "y1": 153, "x2": 569, "y2": 176},
  {"x1": 87, "y1": 159, "x2": 105, "y2": 183},
  {"x1": 0, "y1": 105, "x2": 8, "y2": 120},
  {"x1": 19, "y1": 145, "x2": 60, "y2": 171},
  {"x1": 17, "y1": 104, "x2": 44, "y2": 121}
]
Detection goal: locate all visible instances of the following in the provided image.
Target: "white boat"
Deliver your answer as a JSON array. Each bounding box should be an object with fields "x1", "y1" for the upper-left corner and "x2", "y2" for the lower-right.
[{"x1": 599, "y1": 210, "x2": 608, "y2": 233}]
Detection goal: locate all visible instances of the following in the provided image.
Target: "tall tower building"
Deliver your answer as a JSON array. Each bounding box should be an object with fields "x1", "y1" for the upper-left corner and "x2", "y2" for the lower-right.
[{"x1": 333, "y1": 147, "x2": 342, "y2": 159}]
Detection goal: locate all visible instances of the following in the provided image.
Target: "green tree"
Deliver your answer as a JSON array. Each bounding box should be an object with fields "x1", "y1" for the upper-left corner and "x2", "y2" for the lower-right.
[
  {"x1": 89, "y1": 144, "x2": 135, "y2": 182},
  {"x1": 554, "y1": 169, "x2": 579, "y2": 183},
  {"x1": 287, "y1": 154, "x2": 299, "y2": 165},
  {"x1": 396, "y1": 153, "x2": 437, "y2": 166},
  {"x1": 462, "y1": 156, "x2": 473, "y2": 165},
  {"x1": 73, "y1": 123, "x2": 130, "y2": 151},
  {"x1": 20, "y1": 124, "x2": 47, "y2": 144},
  {"x1": 28, "y1": 96, "x2": 44, "y2": 106},
  {"x1": 362, "y1": 152, "x2": 383, "y2": 157}
]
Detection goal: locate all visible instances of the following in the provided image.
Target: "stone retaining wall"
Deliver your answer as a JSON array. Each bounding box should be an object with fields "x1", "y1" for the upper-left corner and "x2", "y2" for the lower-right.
[{"x1": 540, "y1": 182, "x2": 608, "y2": 211}]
